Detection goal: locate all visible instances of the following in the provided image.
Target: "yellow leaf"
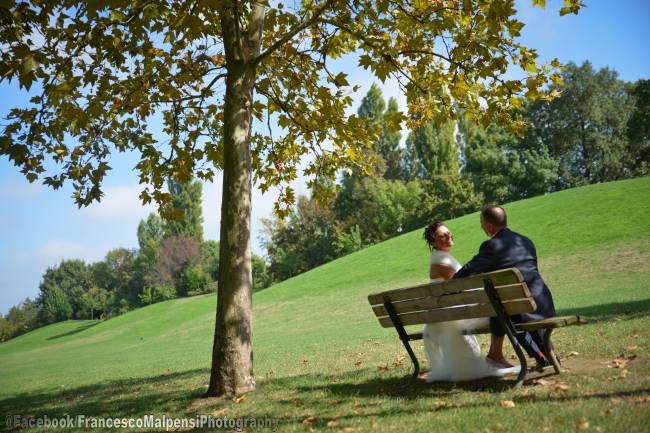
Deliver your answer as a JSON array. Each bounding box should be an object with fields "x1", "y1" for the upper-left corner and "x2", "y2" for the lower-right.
[
  {"x1": 554, "y1": 383, "x2": 570, "y2": 391},
  {"x1": 232, "y1": 395, "x2": 247, "y2": 404},
  {"x1": 500, "y1": 400, "x2": 515, "y2": 408}
]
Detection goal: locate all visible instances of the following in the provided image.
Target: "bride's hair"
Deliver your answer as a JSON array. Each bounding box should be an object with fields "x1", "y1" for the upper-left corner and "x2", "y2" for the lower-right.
[{"x1": 424, "y1": 220, "x2": 444, "y2": 251}]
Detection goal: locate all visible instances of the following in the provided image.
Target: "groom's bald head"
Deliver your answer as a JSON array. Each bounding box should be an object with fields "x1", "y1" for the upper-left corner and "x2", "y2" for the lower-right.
[{"x1": 480, "y1": 205, "x2": 507, "y2": 237}]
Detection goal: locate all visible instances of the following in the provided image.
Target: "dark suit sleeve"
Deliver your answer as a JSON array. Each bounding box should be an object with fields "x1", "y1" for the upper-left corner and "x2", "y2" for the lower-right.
[{"x1": 453, "y1": 239, "x2": 495, "y2": 279}]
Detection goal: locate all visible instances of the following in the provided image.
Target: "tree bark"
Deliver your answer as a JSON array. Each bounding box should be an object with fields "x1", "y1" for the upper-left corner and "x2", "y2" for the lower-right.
[{"x1": 206, "y1": 3, "x2": 265, "y2": 398}]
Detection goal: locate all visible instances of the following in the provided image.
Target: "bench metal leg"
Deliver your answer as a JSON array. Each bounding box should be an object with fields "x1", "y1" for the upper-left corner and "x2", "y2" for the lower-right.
[
  {"x1": 383, "y1": 298, "x2": 420, "y2": 382},
  {"x1": 543, "y1": 328, "x2": 562, "y2": 374},
  {"x1": 483, "y1": 279, "x2": 528, "y2": 388}
]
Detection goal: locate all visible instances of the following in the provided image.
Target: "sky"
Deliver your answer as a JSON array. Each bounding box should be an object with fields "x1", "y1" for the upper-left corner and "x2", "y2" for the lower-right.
[{"x1": 1, "y1": 1, "x2": 649, "y2": 315}]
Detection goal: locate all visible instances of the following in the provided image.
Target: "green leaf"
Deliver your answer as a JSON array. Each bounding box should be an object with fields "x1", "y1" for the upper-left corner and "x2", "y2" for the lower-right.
[
  {"x1": 333, "y1": 72, "x2": 349, "y2": 88},
  {"x1": 22, "y1": 55, "x2": 37, "y2": 74}
]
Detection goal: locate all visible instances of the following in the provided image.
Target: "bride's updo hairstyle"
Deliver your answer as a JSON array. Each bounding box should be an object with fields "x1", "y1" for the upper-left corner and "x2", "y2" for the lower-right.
[{"x1": 424, "y1": 220, "x2": 444, "y2": 251}]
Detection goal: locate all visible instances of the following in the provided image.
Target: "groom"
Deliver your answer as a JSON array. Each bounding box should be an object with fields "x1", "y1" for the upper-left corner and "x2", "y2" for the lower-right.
[{"x1": 453, "y1": 205, "x2": 556, "y2": 370}]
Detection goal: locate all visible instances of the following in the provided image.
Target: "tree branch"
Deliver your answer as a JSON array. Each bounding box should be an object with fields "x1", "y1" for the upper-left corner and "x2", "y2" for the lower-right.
[{"x1": 254, "y1": 0, "x2": 336, "y2": 66}]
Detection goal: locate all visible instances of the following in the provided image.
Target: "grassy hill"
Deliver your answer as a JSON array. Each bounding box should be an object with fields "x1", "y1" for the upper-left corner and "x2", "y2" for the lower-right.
[{"x1": 1, "y1": 177, "x2": 650, "y2": 432}]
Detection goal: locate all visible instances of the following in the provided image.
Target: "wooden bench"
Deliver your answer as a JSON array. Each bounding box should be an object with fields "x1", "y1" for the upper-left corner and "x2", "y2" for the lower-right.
[{"x1": 368, "y1": 268, "x2": 586, "y2": 387}]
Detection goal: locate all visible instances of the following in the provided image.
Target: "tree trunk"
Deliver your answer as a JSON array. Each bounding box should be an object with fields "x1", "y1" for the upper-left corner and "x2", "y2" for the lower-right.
[{"x1": 206, "y1": 4, "x2": 265, "y2": 398}]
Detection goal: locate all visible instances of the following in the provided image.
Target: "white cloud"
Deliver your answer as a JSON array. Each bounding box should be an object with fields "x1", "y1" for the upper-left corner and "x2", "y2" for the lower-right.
[
  {"x1": 80, "y1": 184, "x2": 157, "y2": 223},
  {"x1": 1, "y1": 240, "x2": 107, "y2": 314},
  {"x1": 38, "y1": 240, "x2": 104, "y2": 263},
  {"x1": 201, "y1": 173, "x2": 309, "y2": 256},
  {"x1": 0, "y1": 181, "x2": 43, "y2": 200},
  {"x1": 202, "y1": 177, "x2": 222, "y2": 242}
]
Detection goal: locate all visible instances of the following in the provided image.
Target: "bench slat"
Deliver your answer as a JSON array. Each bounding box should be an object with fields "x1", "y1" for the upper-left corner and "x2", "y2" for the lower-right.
[
  {"x1": 367, "y1": 268, "x2": 524, "y2": 305},
  {"x1": 516, "y1": 315, "x2": 587, "y2": 331},
  {"x1": 463, "y1": 315, "x2": 588, "y2": 334},
  {"x1": 371, "y1": 283, "x2": 531, "y2": 317},
  {"x1": 376, "y1": 298, "x2": 536, "y2": 328}
]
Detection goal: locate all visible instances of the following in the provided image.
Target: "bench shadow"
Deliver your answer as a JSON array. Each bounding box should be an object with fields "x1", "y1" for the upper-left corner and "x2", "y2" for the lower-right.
[
  {"x1": 557, "y1": 298, "x2": 650, "y2": 322},
  {"x1": 47, "y1": 321, "x2": 101, "y2": 340}
]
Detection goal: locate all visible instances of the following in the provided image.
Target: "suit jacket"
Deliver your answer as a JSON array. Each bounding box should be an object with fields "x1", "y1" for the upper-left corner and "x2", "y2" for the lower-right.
[{"x1": 454, "y1": 228, "x2": 556, "y2": 320}]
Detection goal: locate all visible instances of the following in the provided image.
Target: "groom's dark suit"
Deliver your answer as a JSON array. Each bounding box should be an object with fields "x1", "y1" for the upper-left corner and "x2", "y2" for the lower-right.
[{"x1": 453, "y1": 228, "x2": 556, "y2": 359}]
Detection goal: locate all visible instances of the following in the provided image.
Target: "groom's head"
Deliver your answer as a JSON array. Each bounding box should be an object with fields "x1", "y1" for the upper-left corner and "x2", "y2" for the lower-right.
[{"x1": 480, "y1": 205, "x2": 507, "y2": 237}]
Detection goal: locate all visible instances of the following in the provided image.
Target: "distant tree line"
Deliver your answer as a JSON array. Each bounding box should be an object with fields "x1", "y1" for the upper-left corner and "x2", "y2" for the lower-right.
[
  {"x1": 0, "y1": 178, "x2": 271, "y2": 342},
  {"x1": 261, "y1": 61, "x2": 650, "y2": 282}
]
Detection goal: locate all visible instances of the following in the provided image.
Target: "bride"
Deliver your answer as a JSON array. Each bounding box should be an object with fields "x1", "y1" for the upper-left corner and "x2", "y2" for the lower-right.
[{"x1": 422, "y1": 221, "x2": 519, "y2": 382}]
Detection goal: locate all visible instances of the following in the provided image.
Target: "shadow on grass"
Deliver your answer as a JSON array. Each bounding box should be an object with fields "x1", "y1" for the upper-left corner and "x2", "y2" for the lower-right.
[
  {"x1": 277, "y1": 369, "x2": 525, "y2": 399},
  {"x1": 2, "y1": 365, "x2": 649, "y2": 432},
  {"x1": 47, "y1": 321, "x2": 101, "y2": 340},
  {"x1": 557, "y1": 298, "x2": 650, "y2": 322},
  {"x1": 0, "y1": 367, "x2": 210, "y2": 429}
]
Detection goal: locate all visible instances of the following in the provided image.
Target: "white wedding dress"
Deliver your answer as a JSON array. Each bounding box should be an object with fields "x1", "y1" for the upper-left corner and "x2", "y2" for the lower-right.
[{"x1": 422, "y1": 250, "x2": 520, "y2": 382}]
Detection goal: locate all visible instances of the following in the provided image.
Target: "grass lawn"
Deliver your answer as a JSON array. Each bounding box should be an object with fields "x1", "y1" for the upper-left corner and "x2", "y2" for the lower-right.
[{"x1": 1, "y1": 177, "x2": 650, "y2": 432}]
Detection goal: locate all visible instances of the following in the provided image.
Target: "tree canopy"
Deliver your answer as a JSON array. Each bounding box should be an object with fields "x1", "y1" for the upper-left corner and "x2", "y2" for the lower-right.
[{"x1": 1, "y1": 0, "x2": 581, "y2": 211}]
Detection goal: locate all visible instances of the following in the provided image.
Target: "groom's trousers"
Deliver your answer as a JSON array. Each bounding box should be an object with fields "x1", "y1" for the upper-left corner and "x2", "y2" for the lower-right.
[{"x1": 490, "y1": 314, "x2": 548, "y2": 361}]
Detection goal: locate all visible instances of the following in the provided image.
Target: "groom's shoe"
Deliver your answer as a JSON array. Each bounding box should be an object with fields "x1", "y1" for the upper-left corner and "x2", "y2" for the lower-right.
[{"x1": 529, "y1": 358, "x2": 552, "y2": 373}]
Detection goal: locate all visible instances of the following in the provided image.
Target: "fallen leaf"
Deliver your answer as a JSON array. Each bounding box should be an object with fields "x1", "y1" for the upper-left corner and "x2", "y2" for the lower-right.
[
  {"x1": 302, "y1": 359, "x2": 309, "y2": 364},
  {"x1": 327, "y1": 420, "x2": 339, "y2": 427},
  {"x1": 534, "y1": 378, "x2": 553, "y2": 386},
  {"x1": 433, "y1": 400, "x2": 448, "y2": 409},
  {"x1": 500, "y1": 400, "x2": 516, "y2": 408},
  {"x1": 341, "y1": 428, "x2": 355, "y2": 433},
  {"x1": 577, "y1": 418, "x2": 589, "y2": 430},
  {"x1": 619, "y1": 369, "x2": 629, "y2": 379},
  {"x1": 610, "y1": 398, "x2": 624, "y2": 404},
  {"x1": 212, "y1": 408, "x2": 228, "y2": 416},
  {"x1": 330, "y1": 376, "x2": 339, "y2": 384},
  {"x1": 354, "y1": 360, "x2": 363, "y2": 366},
  {"x1": 605, "y1": 408, "x2": 614, "y2": 415},
  {"x1": 554, "y1": 383, "x2": 570, "y2": 391},
  {"x1": 302, "y1": 416, "x2": 316, "y2": 425},
  {"x1": 631, "y1": 334, "x2": 640, "y2": 339},
  {"x1": 233, "y1": 395, "x2": 247, "y2": 404},
  {"x1": 624, "y1": 346, "x2": 638, "y2": 351},
  {"x1": 610, "y1": 355, "x2": 630, "y2": 369},
  {"x1": 377, "y1": 365, "x2": 389, "y2": 373},
  {"x1": 567, "y1": 351, "x2": 579, "y2": 357}
]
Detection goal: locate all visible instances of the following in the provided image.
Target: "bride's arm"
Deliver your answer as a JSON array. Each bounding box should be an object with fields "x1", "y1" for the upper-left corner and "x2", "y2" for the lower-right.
[{"x1": 430, "y1": 264, "x2": 455, "y2": 280}]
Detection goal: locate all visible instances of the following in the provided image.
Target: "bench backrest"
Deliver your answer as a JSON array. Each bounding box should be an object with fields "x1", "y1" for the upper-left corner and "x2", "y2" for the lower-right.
[{"x1": 367, "y1": 268, "x2": 536, "y2": 328}]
